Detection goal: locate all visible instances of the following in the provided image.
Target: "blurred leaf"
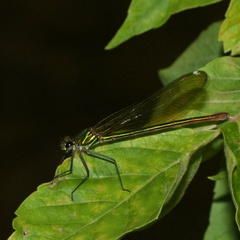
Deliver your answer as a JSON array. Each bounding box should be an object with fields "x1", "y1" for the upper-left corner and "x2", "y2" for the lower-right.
[
  {"x1": 159, "y1": 21, "x2": 223, "y2": 84},
  {"x1": 222, "y1": 118, "x2": 240, "y2": 231},
  {"x1": 106, "y1": 0, "x2": 222, "y2": 49},
  {"x1": 219, "y1": 0, "x2": 240, "y2": 55},
  {"x1": 204, "y1": 169, "x2": 239, "y2": 240},
  {"x1": 208, "y1": 169, "x2": 226, "y2": 181}
]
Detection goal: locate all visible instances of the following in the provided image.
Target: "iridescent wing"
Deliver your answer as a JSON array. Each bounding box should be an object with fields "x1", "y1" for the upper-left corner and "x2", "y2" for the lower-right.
[{"x1": 94, "y1": 71, "x2": 208, "y2": 137}]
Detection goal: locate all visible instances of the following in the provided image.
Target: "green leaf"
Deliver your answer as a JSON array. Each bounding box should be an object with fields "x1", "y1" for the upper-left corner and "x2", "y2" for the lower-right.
[
  {"x1": 106, "y1": 0, "x2": 223, "y2": 49},
  {"x1": 200, "y1": 57, "x2": 240, "y2": 115},
  {"x1": 161, "y1": 134, "x2": 225, "y2": 219},
  {"x1": 219, "y1": 0, "x2": 240, "y2": 55},
  {"x1": 204, "y1": 169, "x2": 239, "y2": 240},
  {"x1": 10, "y1": 129, "x2": 222, "y2": 240},
  {"x1": 159, "y1": 21, "x2": 223, "y2": 85},
  {"x1": 222, "y1": 118, "x2": 240, "y2": 231}
]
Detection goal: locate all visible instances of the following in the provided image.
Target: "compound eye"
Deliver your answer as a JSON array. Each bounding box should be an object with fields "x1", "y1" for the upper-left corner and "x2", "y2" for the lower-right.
[
  {"x1": 60, "y1": 136, "x2": 74, "y2": 151},
  {"x1": 65, "y1": 141, "x2": 73, "y2": 149}
]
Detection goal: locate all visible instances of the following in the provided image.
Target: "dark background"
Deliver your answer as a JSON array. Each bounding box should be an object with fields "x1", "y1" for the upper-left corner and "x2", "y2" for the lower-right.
[{"x1": 1, "y1": 1, "x2": 228, "y2": 239}]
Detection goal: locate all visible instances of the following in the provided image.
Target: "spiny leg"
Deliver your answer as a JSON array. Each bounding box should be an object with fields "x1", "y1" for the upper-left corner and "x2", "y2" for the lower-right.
[
  {"x1": 83, "y1": 147, "x2": 130, "y2": 193},
  {"x1": 53, "y1": 149, "x2": 74, "y2": 179},
  {"x1": 53, "y1": 146, "x2": 90, "y2": 201},
  {"x1": 54, "y1": 145, "x2": 130, "y2": 200},
  {"x1": 70, "y1": 145, "x2": 90, "y2": 201}
]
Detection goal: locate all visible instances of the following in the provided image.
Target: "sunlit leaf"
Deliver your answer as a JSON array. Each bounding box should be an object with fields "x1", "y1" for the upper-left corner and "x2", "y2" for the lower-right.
[{"x1": 10, "y1": 128, "x2": 221, "y2": 240}]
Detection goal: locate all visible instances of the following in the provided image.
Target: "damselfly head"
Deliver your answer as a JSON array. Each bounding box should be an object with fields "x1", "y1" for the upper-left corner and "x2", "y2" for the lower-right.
[{"x1": 61, "y1": 136, "x2": 74, "y2": 152}]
